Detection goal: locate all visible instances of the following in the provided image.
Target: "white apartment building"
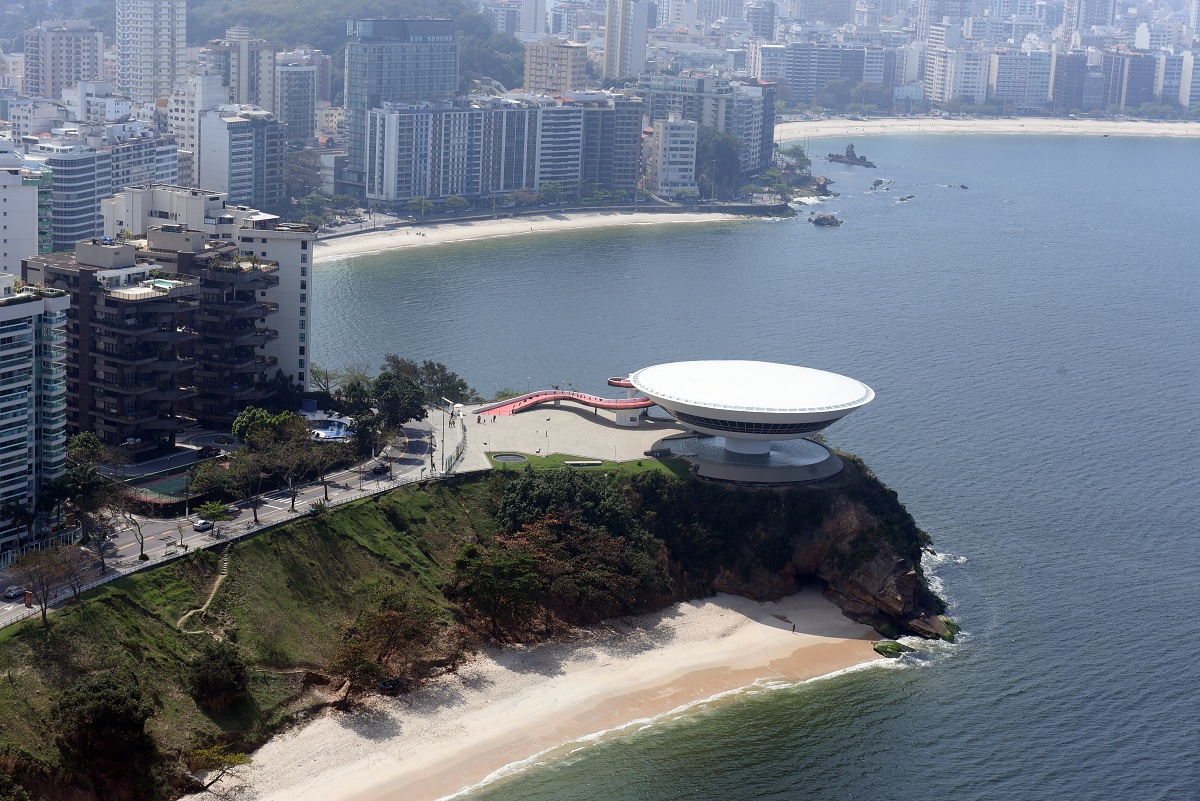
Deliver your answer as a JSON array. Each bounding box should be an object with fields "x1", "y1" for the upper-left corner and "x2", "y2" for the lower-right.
[
  {"x1": 648, "y1": 112, "x2": 698, "y2": 198},
  {"x1": 198, "y1": 107, "x2": 286, "y2": 210},
  {"x1": 167, "y1": 72, "x2": 227, "y2": 187},
  {"x1": 0, "y1": 272, "x2": 70, "y2": 554},
  {"x1": 101, "y1": 185, "x2": 315, "y2": 390},
  {"x1": 925, "y1": 47, "x2": 990, "y2": 103},
  {"x1": 0, "y1": 140, "x2": 42, "y2": 275},
  {"x1": 749, "y1": 42, "x2": 788, "y2": 81},
  {"x1": 62, "y1": 81, "x2": 131, "y2": 124},
  {"x1": 115, "y1": 0, "x2": 187, "y2": 103}
]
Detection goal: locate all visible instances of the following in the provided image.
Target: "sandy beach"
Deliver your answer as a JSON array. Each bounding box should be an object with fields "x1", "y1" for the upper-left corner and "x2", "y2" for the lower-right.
[
  {"x1": 313, "y1": 210, "x2": 743, "y2": 264},
  {"x1": 781, "y1": 115, "x2": 1200, "y2": 141},
  {"x1": 204, "y1": 591, "x2": 882, "y2": 801}
]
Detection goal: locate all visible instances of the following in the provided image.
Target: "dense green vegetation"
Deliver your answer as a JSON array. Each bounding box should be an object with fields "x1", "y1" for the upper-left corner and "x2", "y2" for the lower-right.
[{"x1": 0, "y1": 460, "x2": 936, "y2": 800}]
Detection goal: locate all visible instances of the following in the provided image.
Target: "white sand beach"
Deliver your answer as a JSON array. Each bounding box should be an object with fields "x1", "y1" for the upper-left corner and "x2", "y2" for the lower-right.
[
  {"x1": 313, "y1": 210, "x2": 744, "y2": 264},
  {"x1": 781, "y1": 115, "x2": 1200, "y2": 141},
  {"x1": 204, "y1": 591, "x2": 882, "y2": 801}
]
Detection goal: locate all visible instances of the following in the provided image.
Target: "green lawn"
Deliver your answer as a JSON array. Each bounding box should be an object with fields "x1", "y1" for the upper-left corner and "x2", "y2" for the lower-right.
[{"x1": 487, "y1": 452, "x2": 691, "y2": 478}]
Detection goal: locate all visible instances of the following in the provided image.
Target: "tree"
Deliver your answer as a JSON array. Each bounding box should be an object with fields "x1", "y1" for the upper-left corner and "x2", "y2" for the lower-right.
[
  {"x1": 310, "y1": 441, "x2": 353, "y2": 501},
  {"x1": 56, "y1": 546, "x2": 96, "y2": 604},
  {"x1": 50, "y1": 675, "x2": 157, "y2": 785},
  {"x1": 696, "y1": 127, "x2": 743, "y2": 200},
  {"x1": 189, "y1": 745, "x2": 252, "y2": 790},
  {"x1": 0, "y1": 499, "x2": 37, "y2": 545},
  {"x1": 187, "y1": 641, "x2": 249, "y2": 712},
  {"x1": 0, "y1": 773, "x2": 31, "y2": 801},
  {"x1": 285, "y1": 149, "x2": 323, "y2": 204},
  {"x1": 195, "y1": 501, "x2": 234, "y2": 521},
  {"x1": 815, "y1": 78, "x2": 855, "y2": 111},
  {"x1": 779, "y1": 143, "x2": 811, "y2": 171},
  {"x1": 117, "y1": 496, "x2": 148, "y2": 560},
  {"x1": 13, "y1": 548, "x2": 66, "y2": 628},
  {"x1": 331, "y1": 194, "x2": 358, "y2": 211},
  {"x1": 443, "y1": 194, "x2": 470, "y2": 212},
  {"x1": 538, "y1": 181, "x2": 561, "y2": 204},
  {"x1": 451, "y1": 543, "x2": 543, "y2": 638},
  {"x1": 381, "y1": 355, "x2": 480, "y2": 404},
  {"x1": 406, "y1": 196, "x2": 434, "y2": 217},
  {"x1": 372, "y1": 370, "x2": 427, "y2": 430},
  {"x1": 231, "y1": 407, "x2": 273, "y2": 442},
  {"x1": 309, "y1": 364, "x2": 343, "y2": 396}
]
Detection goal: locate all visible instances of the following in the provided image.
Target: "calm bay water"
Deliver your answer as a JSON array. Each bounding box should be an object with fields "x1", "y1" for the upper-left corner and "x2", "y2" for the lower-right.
[{"x1": 314, "y1": 135, "x2": 1200, "y2": 799}]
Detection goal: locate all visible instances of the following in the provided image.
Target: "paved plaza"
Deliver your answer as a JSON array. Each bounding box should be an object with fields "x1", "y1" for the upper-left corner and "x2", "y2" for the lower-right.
[{"x1": 454, "y1": 405, "x2": 688, "y2": 472}]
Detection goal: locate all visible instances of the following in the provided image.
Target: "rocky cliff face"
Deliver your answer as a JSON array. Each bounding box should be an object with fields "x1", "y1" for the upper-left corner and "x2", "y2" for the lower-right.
[{"x1": 646, "y1": 456, "x2": 951, "y2": 640}]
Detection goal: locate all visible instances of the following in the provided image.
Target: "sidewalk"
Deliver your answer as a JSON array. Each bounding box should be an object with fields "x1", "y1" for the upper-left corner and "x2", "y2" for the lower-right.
[{"x1": 0, "y1": 421, "x2": 435, "y2": 630}]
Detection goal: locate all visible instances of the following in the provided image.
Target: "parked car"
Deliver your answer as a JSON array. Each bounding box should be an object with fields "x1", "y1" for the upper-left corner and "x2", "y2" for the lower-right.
[
  {"x1": 192, "y1": 519, "x2": 214, "y2": 532},
  {"x1": 3, "y1": 586, "x2": 25, "y2": 599},
  {"x1": 196, "y1": 445, "x2": 220, "y2": 458}
]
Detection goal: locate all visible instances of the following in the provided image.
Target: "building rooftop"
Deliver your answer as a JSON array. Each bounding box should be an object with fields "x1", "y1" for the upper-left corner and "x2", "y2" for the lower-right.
[{"x1": 630, "y1": 360, "x2": 875, "y2": 415}]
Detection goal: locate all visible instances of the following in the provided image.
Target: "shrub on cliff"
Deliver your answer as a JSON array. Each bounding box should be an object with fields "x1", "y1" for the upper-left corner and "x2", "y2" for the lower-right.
[
  {"x1": 50, "y1": 674, "x2": 159, "y2": 794},
  {"x1": 187, "y1": 641, "x2": 249, "y2": 712}
]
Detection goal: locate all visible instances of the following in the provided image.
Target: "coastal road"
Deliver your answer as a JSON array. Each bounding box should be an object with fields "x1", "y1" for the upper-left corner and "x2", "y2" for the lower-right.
[{"x1": 0, "y1": 421, "x2": 437, "y2": 630}]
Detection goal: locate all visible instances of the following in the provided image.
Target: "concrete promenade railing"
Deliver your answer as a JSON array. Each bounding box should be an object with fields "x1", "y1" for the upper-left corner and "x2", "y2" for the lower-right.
[{"x1": 0, "y1": 467, "x2": 491, "y2": 632}]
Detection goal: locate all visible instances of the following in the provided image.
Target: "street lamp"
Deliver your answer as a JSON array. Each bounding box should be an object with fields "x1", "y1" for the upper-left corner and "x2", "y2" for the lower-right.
[{"x1": 440, "y1": 397, "x2": 454, "y2": 473}]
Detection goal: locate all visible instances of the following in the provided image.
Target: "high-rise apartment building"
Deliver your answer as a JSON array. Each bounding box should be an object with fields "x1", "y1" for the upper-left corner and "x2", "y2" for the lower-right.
[
  {"x1": 277, "y1": 48, "x2": 334, "y2": 103},
  {"x1": 634, "y1": 74, "x2": 776, "y2": 173},
  {"x1": 22, "y1": 239, "x2": 201, "y2": 455},
  {"x1": 0, "y1": 273, "x2": 69, "y2": 553},
  {"x1": 0, "y1": 140, "x2": 45, "y2": 274},
  {"x1": 603, "y1": 0, "x2": 652, "y2": 79},
  {"x1": 647, "y1": 112, "x2": 698, "y2": 198},
  {"x1": 168, "y1": 71, "x2": 227, "y2": 186},
  {"x1": 199, "y1": 108, "x2": 286, "y2": 210},
  {"x1": 204, "y1": 27, "x2": 278, "y2": 111},
  {"x1": 342, "y1": 19, "x2": 459, "y2": 195},
  {"x1": 746, "y1": 2, "x2": 777, "y2": 40},
  {"x1": 115, "y1": 0, "x2": 187, "y2": 102},
  {"x1": 524, "y1": 38, "x2": 590, "y2": 93},
  {"x1": 1100, "y1": 49, "x2": 1156, "y2": 110},
  {"x1": 364, "y1": 93, "x2": 642, "y2": 207},
  {"x1": 102, "y1": 185, "x2": 317, "y2": 391},
  {"x1": 22, "y1": 20, "x2": 104, "y2": 101},
  {"x1": 275, "y1": 62, "x2": 318, "y2": 142}
]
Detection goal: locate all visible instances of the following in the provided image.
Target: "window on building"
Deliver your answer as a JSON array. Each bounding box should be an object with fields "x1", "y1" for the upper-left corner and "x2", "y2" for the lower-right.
[
  {"x1": 300, "y1": 240, "x2": 308, "y2": 250},
  {"x1": 298, "y1": 372, "x2": 304, "y2": 384},
  {"x1": 300, "y1": 254, "x2": 307, "y2": 263},
  {"x1": 300, "y1": 266, "x2": 307, "y2": 276},
  {"x1": 299, "y1": 333, "x2": 305, "y2": 342},
  {"x1": 298, "y1": 359, "x2": 305, "y2": 368},
  {"x1": 300, "y1": 307, "x2": 306, "y2": 317},
  {"x1": 300, "y1": 280, "x2": 306, "y2": 289},
  {"x1": 299, "y1": 346, "x2": 305, "y2": 355},
  {"x1": 299, "y1": 294, "x2": 306, "y2": 302},
  {"x1": 261, "y1": 251, "x2": 267, "y2": 257}
]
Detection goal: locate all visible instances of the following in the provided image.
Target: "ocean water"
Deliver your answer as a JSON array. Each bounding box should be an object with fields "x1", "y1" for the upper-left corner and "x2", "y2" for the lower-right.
[{"x1": 313, "y1": 135, "x2": 1200, "y2": 800}]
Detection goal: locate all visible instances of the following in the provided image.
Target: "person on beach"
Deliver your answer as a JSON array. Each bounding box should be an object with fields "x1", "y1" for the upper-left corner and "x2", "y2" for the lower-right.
[{"x1": 791, "y1": 623, "x2": 796, "y2": 633}]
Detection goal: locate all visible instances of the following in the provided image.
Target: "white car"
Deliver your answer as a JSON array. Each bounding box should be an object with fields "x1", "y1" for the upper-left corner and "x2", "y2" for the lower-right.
[
  {"x1": 3, "y1": 586, "x2": 24, "y2": 599},
  {"x1": 192, "y1": 519, "x2": 214, "y2": 532}
]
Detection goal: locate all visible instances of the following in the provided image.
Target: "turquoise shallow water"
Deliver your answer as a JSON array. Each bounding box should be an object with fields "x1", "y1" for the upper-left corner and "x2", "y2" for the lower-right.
[{"x1": 313, "y1": 135, "x2": 1200, "y2": 800}]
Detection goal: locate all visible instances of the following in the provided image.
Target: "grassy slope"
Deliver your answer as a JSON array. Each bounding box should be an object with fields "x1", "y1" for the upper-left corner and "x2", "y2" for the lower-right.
[{"x1": 0, "y1": 478, "x2": 499, "y2": 781}]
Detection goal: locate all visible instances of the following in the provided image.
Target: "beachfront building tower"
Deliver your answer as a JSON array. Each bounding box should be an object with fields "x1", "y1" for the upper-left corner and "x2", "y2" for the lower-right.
[
  {"x1": 0, "y1": 273, "x2": 69, "y2": 554},
  {"x1": 342, "y1": 19, "x2": 459, "y2": 197},
  {"x1": 115, "y1": 0, "x2": 187, "y2": 102}
]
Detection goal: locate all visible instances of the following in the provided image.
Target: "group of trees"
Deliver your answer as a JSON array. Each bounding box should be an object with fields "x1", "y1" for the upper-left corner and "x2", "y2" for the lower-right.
[
  {"x1": 696, "y1": 127, "x2": 744, "y2": 200},
  {"x1": 449, "y1": 470, "x2": 671, "y2": 638},
  {"x1": 192, "y1": 408, "x2": 354, "y2": 518},
  {"x1": 330, "y1": 587, "x2": 446, "y2": 699}
]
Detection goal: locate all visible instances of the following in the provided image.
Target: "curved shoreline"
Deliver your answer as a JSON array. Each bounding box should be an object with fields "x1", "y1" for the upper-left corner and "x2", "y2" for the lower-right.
[
  {"x1": 313, "y1": 211, "x2": 745, "y2": 264},
  {"x1": 203, "y1": 592, "x2": 882, "y2": 801},
  {"x1": 780, "y1": 116, "x2": 1200, "y2": 141}
]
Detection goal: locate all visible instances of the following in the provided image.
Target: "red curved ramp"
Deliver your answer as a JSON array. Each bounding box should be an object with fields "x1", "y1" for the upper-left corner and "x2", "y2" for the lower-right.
[{"x1": 473, "y1": 389, "x2": 656, "y2": 417}]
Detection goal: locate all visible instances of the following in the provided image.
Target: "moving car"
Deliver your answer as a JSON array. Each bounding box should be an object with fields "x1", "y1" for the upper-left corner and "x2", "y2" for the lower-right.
[
  {"x1": 196, "y1": 445, "x2": 220, "y2": 458},
  {"x1": 3, "y1": 586, "x2": 25, "y2": 599},
  {"x1": 192, "y1": 519, "x2": 214, "y2": 532},
  {"x1": 371, "y1": 463, "x2": 389, "y2": 475}
]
